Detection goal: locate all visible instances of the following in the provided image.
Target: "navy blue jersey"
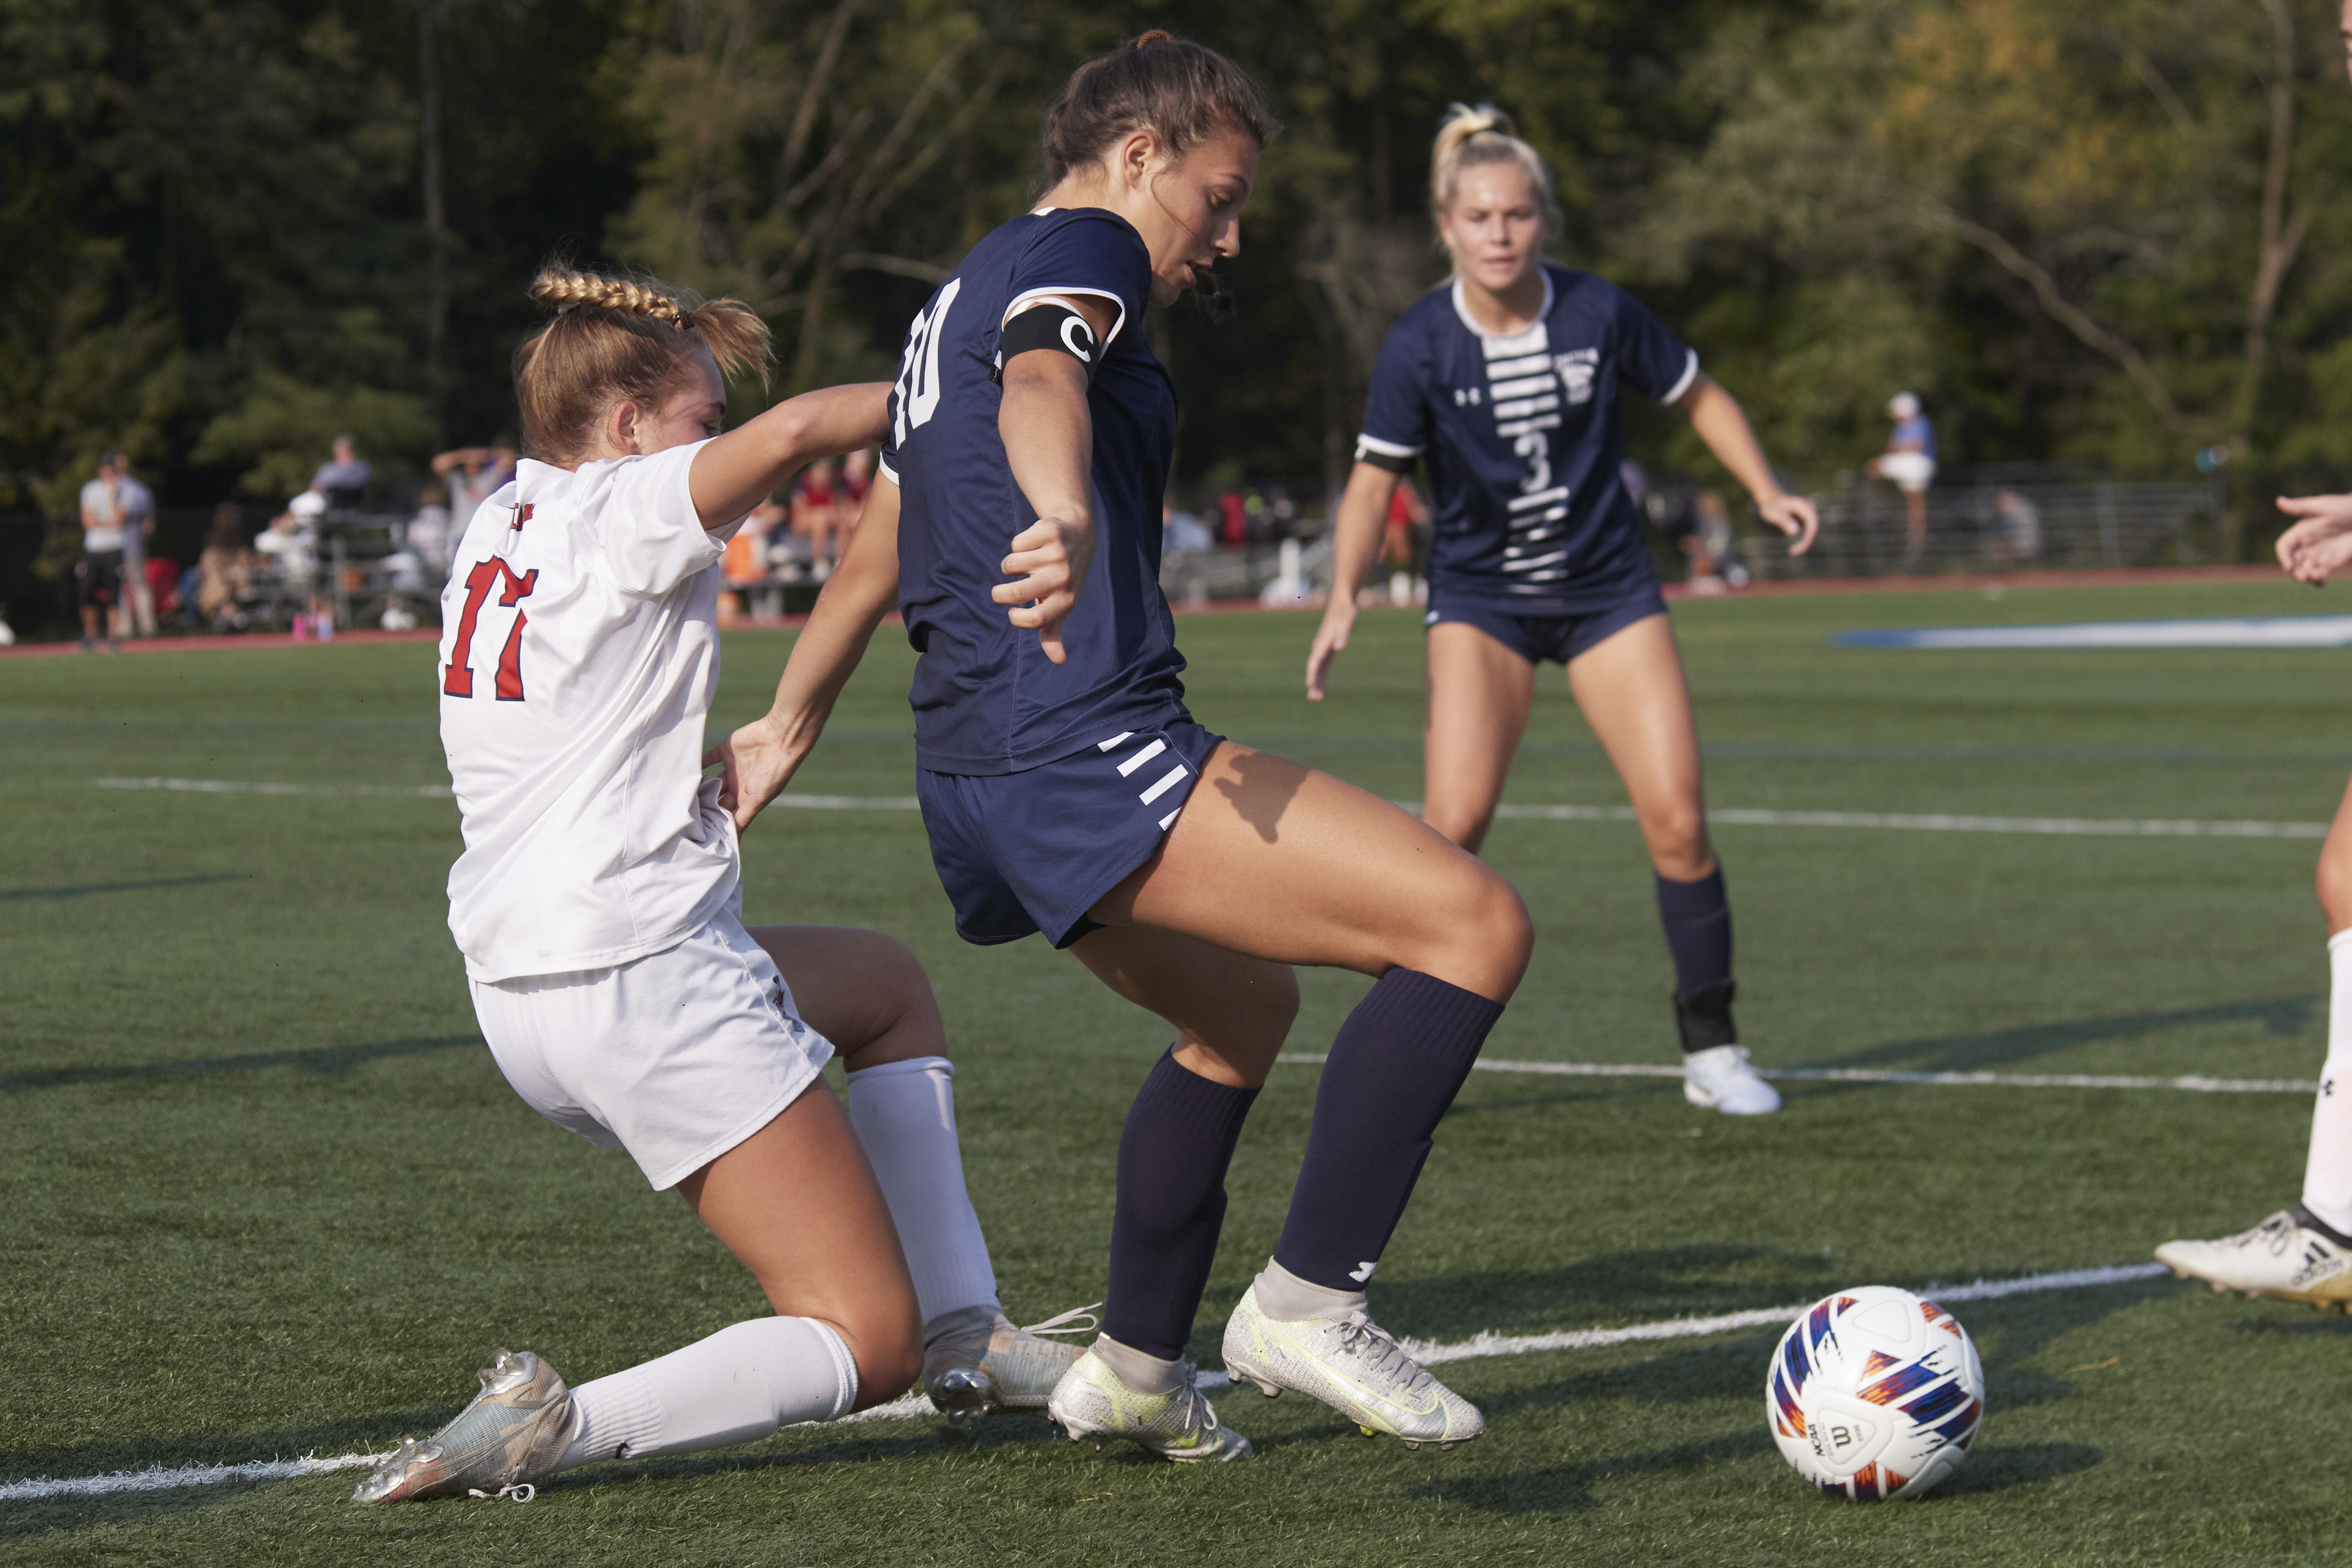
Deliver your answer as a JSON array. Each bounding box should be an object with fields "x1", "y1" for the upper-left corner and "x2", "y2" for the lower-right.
[
  {"x1": 1357, "y1": 266, "x2": 1698, "y2": 614},
  {"x1": 882, "y1": 209, "x2": 1188, "y2": 775}
]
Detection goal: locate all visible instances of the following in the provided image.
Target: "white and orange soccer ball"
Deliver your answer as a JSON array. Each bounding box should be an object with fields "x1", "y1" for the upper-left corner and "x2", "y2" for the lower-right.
[{"x1": 1766, "y1": 1286, "x2": 1986, "y2": 1501}]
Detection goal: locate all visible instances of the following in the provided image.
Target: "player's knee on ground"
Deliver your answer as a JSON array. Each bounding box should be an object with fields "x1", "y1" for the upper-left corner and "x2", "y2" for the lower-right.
[{"x1": 834, "y1": 1308, "x2": 924, "y2": 1412}]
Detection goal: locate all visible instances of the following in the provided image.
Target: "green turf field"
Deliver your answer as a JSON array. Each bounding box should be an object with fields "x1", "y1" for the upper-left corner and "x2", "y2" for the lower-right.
[{"x1": 8, "y1": 579, "x2": 2352, "y2": 1565}]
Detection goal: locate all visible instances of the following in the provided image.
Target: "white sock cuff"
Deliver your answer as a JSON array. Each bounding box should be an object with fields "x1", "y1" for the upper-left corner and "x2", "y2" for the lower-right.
[
  {"x1": 845, "y1": 1055, "x2": 953, "y2": 1087},
  {"x1": 804, "y1": 1317, "x2": 860, "y2": 1421},
  {"x1": 2329, "y1": 929, "x2": 2352, "y2": 957},
  {"x1": 561, "y1": 1364, "x2": 666, "y2": 1471}
]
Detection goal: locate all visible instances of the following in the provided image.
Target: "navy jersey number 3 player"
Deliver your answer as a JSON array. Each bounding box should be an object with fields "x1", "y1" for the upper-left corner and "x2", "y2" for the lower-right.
[{"x1": 1309, "y1": 104, "x2": 1821, "y2": 1118}]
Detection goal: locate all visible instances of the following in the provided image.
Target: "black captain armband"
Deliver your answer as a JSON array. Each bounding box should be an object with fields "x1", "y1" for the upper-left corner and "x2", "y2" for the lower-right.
[
  {"x1": 1354, "y1": 436, "x2": 1420, "y2": 475},
  {"x1": 991, "y1": 303, "x2": 1101, "y2": 387}
]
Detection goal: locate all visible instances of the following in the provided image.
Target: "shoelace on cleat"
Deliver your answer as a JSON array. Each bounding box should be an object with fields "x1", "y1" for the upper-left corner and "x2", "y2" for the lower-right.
[
  {"x1": 1333, "y1": 1319, "x2": 1433, "y2": 1396},
  {"x1": 1021, "y1": 1302, "x2": 1102, "y2": 1338},
  {"x1": 467, "y1": 1483, "x2": 535, "y2": 1503}
]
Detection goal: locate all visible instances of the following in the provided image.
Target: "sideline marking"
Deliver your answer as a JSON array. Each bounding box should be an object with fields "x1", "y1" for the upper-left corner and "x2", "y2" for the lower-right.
[
  {"x1": 1838, "y1": 616, "x2": 2352, "y2": 650},
  {"x1": 87, "y1": 779, "x2": 2328, "y2": 839},
  {"x1": 0, "y1": 1260, "x2": 2174, "y2": 1501},
  {"x1": 1276, "y1": 1053, "x2": 2318, "y2": 1096}
]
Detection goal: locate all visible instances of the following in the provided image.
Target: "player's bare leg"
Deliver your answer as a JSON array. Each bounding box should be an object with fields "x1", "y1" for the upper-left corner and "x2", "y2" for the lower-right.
[
  {"x1": 1419, "y1": 620, "x2": 1535, "y2": 854},
  {"x1": 1568, "y1": 614, "x2": 1773, "y2": 1114},
  {"x1": 2160, "y1": 773, "x2": 2352, "y2": 1306},
  {"x1": 1058, "y1": 746, "x2": 1523, "y2": 1451},
  {"x1": 750, "y1": 923, "x2": 1090, "y2": 1423}
]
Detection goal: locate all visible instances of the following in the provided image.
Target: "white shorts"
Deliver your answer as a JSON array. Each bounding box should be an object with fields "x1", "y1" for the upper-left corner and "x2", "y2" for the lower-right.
[
  {"x1": 1879, "y1": 452, "x2": 1936, "y2": 493},
  {"x1": 469, "y1": 911, "x2": 835, "y2": 1191}
]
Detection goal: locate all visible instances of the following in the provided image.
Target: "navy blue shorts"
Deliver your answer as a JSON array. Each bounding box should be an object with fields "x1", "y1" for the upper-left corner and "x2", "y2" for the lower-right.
[
  {"x1": 916, "y1": 717, "x2": 1226, "y2": 949},
  {"x1": 1424, "y1": 581, "x2": 1669, "y2": 667}
]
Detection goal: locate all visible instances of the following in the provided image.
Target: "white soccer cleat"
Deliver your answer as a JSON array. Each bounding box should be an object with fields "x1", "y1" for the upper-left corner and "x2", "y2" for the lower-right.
[
  {"x1": 352, "y1": 1349, "x2": 578, "y2": 1504},
  {"x1": 1045, "y1": 1348, "x2": 1251, "y2": 1462},
  {"x1": 926, "y1": 1306, "x2": 1094, "y2": 1428},
  {"x1": 1221, "y1": 1285, "x2": 1484, "y2": 1449},
  {"x1": 1683, "y1": 1044, "x2": 1781, "y2": 1116},
  {"x1": 2156, "y1": 1210, "x2": 2352, "y2": 1309}
]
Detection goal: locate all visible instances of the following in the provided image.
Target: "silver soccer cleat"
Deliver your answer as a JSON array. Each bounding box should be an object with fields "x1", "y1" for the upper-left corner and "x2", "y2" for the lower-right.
[
  {"x1": 352, "y1": 1349, "x2": 579, "y2": 1504},
  {"x1": 2156, "y1": 1210, "x2": 2352, "y2": 1311},
  {"x1": 1045, "y1": 1347, "x2": 1252, "y2": 1462},
  {"x1": 926, "y1": 1305, "x2": 1096, "y2": 1429},
  {"x1": 1221, "y1": 1285, "x2": 1483, "y2": 1449}
]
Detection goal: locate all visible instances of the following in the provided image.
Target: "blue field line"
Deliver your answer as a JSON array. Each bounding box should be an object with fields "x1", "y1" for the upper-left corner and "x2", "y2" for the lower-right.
[
  {"x1": 1837, "y1": 615, "x2": 2352, "y2": 650},
  {"x1": 86, "y1": 778, "x2": 2330, "y2": 839},
  {"x1": 0, "y1": 1260, "x2": 2175, "y2": 1502},
  {"x1": 1278, "y1": 1052, "x2": 2315, "y2": 1094}
]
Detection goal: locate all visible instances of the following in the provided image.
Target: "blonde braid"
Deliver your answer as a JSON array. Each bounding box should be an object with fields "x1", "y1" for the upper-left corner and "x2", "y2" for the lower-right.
[{"x1": 528, "y1": 267, "x2": 685, "y2": 327}]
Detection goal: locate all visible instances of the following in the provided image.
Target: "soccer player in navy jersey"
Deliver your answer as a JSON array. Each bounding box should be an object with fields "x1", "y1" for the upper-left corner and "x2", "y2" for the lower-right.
[
  {"x1": 715, "y1": 33, "x2": 1527, "y2": 1462},
  {"x1": 1307, "y1": 105, "x2": 1821, "y2": 1118}
]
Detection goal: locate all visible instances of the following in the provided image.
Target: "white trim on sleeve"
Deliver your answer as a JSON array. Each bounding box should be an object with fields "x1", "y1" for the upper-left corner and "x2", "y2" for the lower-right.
[
  {"x1": 877, "y1": 454, "x2": 899, "y2": 485},
  {"x1": 1355, "y1": 433, "x2": 1424, "y2": 460},
  {"x1": 1658, "y1": 348, "x2": 1700, "y2": 406},
  {"x1": 1004, "y1": 287, "x2": 1129, "y2": 353}
]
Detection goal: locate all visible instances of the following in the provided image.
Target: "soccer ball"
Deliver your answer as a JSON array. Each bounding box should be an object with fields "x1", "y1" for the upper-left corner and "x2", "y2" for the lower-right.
[{"x1": 1766, "y1": 1286, "x2": 1985, "y2": 1501}]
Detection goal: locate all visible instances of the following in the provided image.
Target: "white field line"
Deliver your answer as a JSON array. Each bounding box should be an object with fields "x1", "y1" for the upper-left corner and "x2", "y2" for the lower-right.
[
  {"x1": 87, "y1": 779, "x2": 2328, "y2": 839},
  {"x1": 1275, "y1": 1053, "x2": 2318, "y2": 1096},
  {"x1": 0, "y1": 1261, "x2": 2173, "y2": 1503}
]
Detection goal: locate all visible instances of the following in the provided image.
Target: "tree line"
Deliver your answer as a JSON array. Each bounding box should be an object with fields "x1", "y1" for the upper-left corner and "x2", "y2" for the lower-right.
[{"x1": 6, "y1": 0, "x2": 2348, "y2": 551}]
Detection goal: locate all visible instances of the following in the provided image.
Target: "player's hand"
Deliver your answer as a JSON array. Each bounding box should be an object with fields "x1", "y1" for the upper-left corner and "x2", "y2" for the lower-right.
[
  {"x1": 2276, "y1": 494, "x2": 2352, "y2": 585},
  {"x1": 1306, "y1": 602, "x2": 1356, "y2": 701},
  {"x1": 704, "y1": 713, "x2": 803, "y2": 833},
  {"x1": 1758, "y1": 492, "x2": 1820, "y2": 557},
  {"x1": 995, "y1": 513, "x2": 1094, "y2": 664}
]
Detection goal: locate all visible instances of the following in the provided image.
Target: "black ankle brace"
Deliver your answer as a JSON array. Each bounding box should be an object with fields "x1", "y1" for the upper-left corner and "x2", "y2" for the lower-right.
[{"x1": 1674, "y1": 979, "x2": 1738, "y2": 1055}]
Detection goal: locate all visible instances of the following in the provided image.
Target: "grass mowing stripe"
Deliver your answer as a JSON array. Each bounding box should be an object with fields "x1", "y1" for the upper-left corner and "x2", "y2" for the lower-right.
[
  {"x1": 87, "y1": 779, "x2": 2331, "y2": 838},
  {"x1": 1278, "y1": 1053, "x2": 2316, "y2": 1094},
  {"x1": 0, "y1": 1262, "x2": 2170, "y2": 1504}
]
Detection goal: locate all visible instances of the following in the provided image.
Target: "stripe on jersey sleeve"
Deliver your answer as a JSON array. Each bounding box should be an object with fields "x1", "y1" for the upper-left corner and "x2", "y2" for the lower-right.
[
  {"x1": 1355, "y1": 432, "x2": 1422, "y2": 473},
  {"x1": 1658, "y1": 348, "x2": 1700, "y2": 405},
  {"x1": 1004, "y1": 287, "x2": 1128, "y2": 352}
]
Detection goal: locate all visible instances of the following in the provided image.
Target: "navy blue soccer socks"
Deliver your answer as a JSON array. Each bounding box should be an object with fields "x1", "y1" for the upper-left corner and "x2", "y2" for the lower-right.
[
  {"x1": 1103, "y1": 1049, "x2": 1260, "y2": 1361},
  {"x1": 1656, "y1": 866, "x2": 1736, "y2": 1053},
  {"x1": 1273, "y1": 969, "x2": 1505, "y2": 1293}
]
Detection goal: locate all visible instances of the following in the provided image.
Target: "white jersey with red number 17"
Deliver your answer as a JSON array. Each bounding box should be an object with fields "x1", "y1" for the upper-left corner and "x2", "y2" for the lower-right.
[{"x1": 437, "y1": 440, "x2": 746, "y2": 983}]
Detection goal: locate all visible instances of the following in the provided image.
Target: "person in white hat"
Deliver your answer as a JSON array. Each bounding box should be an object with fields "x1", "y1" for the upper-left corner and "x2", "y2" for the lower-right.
[{"x1": 1866, "y1": 391, "x2": 1937, "y2": 566}]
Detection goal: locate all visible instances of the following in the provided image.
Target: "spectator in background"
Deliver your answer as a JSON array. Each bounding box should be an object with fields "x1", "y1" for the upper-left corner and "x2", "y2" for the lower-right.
[
  {"x1": 313, "y1": 434, "x2": 372, "y2": 511},
  {"x1": 790, "y1": 457, "x2": 840, "y2": 580},
  {"x1": 1381, "y1": 474, "x2": 1429, "y2": 606},
  {"x1": 1681, "y1": 491, "x2": 1746, "y2": 595},
  {"x1": 75, "y1": 453, "x2": 135, "y2": 651},
  {"x1": 1992, "y1": 488, "x2": 2043, "y2": 565},
  {"x1": 1217, "y1": 488, "x2": 1245, "y2": 546},
  {"x1": 256, "y1": 490, "x2": 331, "y2": 640},
  {"x1": 406, "y1": 483, "x2": 454, "y2": 580},
  {"x1": 106, "y1": 455, "x2": 159, "y2": 637},
  {"x1": 431, "y1": 440, "x2": 517, "y2": 537},
  {"x1": 1865, "y1": 391, "x2": 1937, "y2": 568},
  {"x1": 195, "y1": 503, "x2": 253, "y2": 632}
]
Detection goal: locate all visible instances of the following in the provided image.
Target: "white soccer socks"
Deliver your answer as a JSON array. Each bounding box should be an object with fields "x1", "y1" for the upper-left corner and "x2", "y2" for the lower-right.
[
  {"x1": 558, "y1": 1316, "x2": 858, "y2": 1468},
  {"x1": 845, "y1": 1056, "x2": 1001, "y2": 1332},
  {"x1": 2301, "y1": 932, "x2": 2352, "y2": 1238}
]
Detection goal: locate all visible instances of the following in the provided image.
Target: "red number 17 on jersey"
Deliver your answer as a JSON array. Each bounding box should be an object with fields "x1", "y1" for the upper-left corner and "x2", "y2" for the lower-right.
[{"x1": 443, "y1": 556, "x2": 538, "y2": 700}]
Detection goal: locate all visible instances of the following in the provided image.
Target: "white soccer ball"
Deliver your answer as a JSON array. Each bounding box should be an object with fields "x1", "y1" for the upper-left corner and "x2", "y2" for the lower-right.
[{"x1": 1766, "y1": 1285, "x2": 1985, "y2": 1501}]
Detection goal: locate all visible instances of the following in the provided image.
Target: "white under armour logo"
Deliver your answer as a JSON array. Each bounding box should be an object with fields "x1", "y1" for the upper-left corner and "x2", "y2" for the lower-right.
[{"x1": 1348, "y1": 1261, "x2": 1378, "y2": 1282}]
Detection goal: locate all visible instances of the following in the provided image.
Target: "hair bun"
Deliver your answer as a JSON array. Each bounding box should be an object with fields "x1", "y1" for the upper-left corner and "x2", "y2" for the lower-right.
[{"x1": 1133, "y1": 28, "x2": 1172, "y2": 47}]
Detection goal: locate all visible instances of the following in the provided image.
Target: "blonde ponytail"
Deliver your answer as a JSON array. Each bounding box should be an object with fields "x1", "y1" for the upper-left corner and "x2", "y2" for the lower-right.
[
  {"x1": 514, "y1": 265, "x2": 774, "y2": 465},
  {"x1": 1429, "y1": 102, "x2": 1561, "y2": 233}
]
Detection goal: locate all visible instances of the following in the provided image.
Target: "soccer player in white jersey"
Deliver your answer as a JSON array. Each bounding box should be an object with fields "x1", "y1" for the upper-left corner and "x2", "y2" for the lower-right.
[
  {"x1": 2152, "y1": 480, "x2": 2352, "y2": 1307},
  {"x1": 1306, "y1": 105, "x2": 1820, "y2": 1116},
  {"x1": 354, "y1": 268, "x2": 1083, "y2": 1505}
]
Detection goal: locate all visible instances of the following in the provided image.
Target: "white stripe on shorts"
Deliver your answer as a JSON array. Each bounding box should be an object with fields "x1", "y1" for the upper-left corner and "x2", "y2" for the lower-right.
[
  {"x1": 1097, "y1": 732, "x2": 1135, "y2": 751},
  {"x1": 1116, "y1": 738, "x2": 1167, "y2": 777},
  {"x1": 1139, "y1": 764, "x2": 1189, "y2": 805}
]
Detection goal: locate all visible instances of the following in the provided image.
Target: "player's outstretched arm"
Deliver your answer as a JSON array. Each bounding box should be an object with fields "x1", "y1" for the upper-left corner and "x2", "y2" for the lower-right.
[
  {"x1": 996, "y1": 298, "x2": 1113, "y2": 665},
  {"x1": 689, "y1": 382, "x2": 892, "y2": 532},
  {"x1": 1308, "y1": 461, "x2": 1402, "y2": 701},
  {"x1": 1676, "y1": 374, "x2": 1819, "y2": 556},
  {"x1": 711, "y1": 475, "x2": 904, "y2": 831},
  {"x1": 2276, "y1": 493, "x2": 2352, "y2": 585}
]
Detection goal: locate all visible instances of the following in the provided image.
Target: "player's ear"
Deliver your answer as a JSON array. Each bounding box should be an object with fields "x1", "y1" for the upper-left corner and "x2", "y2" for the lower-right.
[
  {"x1": 607, "y1": 398, "x2": 642, "y2": 458},
  {"x1": 1119, "y1": 125, "x2": 1162, "y2": 189}
]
